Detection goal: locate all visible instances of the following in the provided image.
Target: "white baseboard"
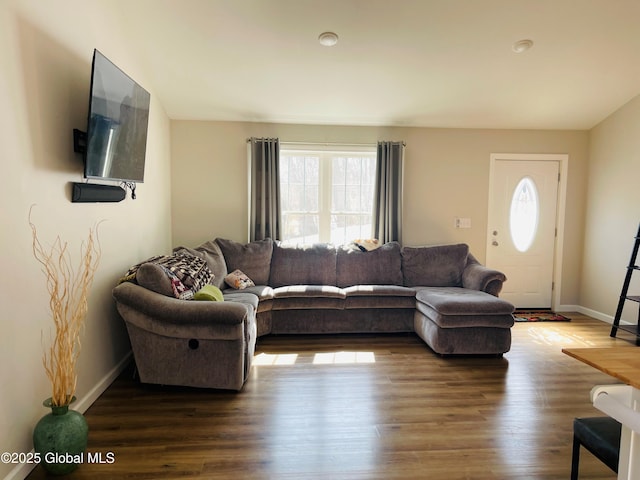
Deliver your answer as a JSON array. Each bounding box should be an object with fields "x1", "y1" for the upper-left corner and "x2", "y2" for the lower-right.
[
  {"x1": 4, "y1": 351, "x2": 132, "y2": 480},
  {"x1": 576, "y1": 305, "x2": 615, "y2": 324},
  {"x1": 555, "y1": 304, "x2": 580, "y2": 313},
  {"x1": 555, "y1": 304, "x2": 634, "y2": 327},
  {"x1": 75, "y1": 351, "x2": 133, "y2": 414}
]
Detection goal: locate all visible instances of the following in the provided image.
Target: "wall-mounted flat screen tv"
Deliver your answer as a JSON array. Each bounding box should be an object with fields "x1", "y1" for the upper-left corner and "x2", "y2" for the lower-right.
[{"x1": 84, "y1": 49, "x2": 150, "y2": 183}]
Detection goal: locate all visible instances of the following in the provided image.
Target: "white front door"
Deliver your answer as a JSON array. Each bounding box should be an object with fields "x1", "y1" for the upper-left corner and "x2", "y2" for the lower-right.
[{"x1": 486, "y1": 157, "x2": 560, "y2": 309}]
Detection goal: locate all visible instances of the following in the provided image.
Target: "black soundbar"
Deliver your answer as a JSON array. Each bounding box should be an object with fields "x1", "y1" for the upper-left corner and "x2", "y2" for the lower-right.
[{"x1": 71, "y1": 183, "x2": 126, "y2": 203}]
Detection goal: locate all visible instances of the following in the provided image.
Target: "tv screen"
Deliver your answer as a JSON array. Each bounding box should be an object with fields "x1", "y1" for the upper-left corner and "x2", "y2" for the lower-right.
[{"x1": 84, "y1": 50, "x2": 150, "y2": 183}]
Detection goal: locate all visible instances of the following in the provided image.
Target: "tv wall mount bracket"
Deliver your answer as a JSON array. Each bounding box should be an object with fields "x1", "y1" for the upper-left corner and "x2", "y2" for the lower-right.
[{"x1": 73, "y1": 129, "x2": 87, "y2": 154}]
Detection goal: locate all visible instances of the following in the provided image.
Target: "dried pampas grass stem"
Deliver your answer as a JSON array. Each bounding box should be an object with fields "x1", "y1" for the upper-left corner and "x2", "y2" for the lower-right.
[{"x1": 29, "y1": 206, "x2": 101, "y2": 407}]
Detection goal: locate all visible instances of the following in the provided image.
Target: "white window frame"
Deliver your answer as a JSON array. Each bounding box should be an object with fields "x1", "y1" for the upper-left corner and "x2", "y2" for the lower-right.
[{"x1": 279, "y1": 143, "x2": 377, "y2": 245}]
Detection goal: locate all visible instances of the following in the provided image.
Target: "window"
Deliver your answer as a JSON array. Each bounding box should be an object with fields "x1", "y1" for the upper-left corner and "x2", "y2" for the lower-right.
[
  {"x1": 279, "y1": 144, "x2": 376, "y2": 245},
  {"x1": 509, "y1": 176, "x2": 539, "y2": 252}
]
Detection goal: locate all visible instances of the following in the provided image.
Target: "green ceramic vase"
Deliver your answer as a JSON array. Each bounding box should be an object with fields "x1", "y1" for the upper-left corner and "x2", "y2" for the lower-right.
[{"x1": 33, "y1": 397, "x2": 88, "y2": 475}]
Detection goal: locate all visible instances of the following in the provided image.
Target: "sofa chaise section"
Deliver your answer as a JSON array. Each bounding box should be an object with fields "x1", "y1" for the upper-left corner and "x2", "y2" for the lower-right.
[
  {"x1": 414, "y1": 287, "x2": 515, "y2": 355},
  {"x1": 401, "y1": 243, "x2": 514, "y2": 355}
]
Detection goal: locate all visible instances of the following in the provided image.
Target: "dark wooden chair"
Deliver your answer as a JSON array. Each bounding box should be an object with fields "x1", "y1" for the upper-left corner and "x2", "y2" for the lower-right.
[{"x1": 571, "y1": 417, "x2": 621, "y2": 479}]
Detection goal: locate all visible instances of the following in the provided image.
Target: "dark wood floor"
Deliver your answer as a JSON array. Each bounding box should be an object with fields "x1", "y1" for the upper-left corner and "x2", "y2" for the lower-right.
[{"x1": 27, "y1": 314, "x2": 636, "y2": 479}]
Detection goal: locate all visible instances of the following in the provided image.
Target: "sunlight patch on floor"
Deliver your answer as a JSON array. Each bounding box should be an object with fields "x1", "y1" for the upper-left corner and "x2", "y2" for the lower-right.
[
  {"x1": 254, "y1": 351, "x2": 377, "y2": 365},
  {"x1": 313, "y1": 351, "x2": 376, "y2": 364},
  {"x1": 525, "y1": 325, "x2": 598, "y2": 347},
  {"x1": 253, "y1": 353, "x2": 299, "y2": 366}
]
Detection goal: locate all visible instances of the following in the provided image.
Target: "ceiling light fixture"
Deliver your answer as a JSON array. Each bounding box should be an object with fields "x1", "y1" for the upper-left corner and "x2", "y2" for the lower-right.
[
  {"x1": 512, "y1": 39, "x2": 534, "y2": 53},
  {"x1": 318, "y1": 32, "x2": 339, "y2": 47}
]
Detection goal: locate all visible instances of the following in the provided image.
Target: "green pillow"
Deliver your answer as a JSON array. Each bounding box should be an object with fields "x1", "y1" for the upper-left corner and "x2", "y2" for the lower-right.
[{"x1": 193, "y1": 284, "x2": 224, "y2": 302}]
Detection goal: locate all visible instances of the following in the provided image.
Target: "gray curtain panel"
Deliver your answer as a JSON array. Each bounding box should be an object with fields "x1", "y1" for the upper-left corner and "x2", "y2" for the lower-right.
[
  {"x1": 249, "y1": 137, "x2": 281, "y2": 242},
  {"x1": 373, "y1": 141, "x2": 405, "y2": 243}
]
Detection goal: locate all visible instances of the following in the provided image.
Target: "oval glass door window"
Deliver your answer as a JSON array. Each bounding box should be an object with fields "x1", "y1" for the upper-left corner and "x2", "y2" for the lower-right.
[{"x1": 509, "y1": 176, "x2": 539, "y2": 252}]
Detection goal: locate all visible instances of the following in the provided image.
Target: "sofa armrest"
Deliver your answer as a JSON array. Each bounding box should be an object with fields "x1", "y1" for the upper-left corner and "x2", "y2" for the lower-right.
[
  {"x1": 112, "y1": 282, "x2": 250, "y2": 340},
  {"x1": 462, "y1": 254, "x2": 507, "y2": 296}
]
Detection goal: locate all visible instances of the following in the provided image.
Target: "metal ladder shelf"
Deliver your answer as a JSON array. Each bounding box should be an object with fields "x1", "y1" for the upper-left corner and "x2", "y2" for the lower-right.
[{"x1": 610, "y1": 223, "x2": 640, "y2": 345}]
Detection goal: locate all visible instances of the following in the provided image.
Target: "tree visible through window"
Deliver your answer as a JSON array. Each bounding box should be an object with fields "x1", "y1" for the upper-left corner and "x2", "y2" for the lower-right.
[{"x1": 279, "y1": 145, "x2": 376, "y2": 245}]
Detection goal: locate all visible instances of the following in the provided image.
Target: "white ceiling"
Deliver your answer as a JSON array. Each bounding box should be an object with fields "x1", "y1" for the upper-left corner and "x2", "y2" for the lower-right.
[{"x1": 118, "y1": 0, "x2": 640, "y2": 130}]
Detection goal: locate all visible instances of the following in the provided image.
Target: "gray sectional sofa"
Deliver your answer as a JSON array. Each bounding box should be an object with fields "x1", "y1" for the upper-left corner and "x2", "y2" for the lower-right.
[{"x1": 112, "y1": 238, "x2": 515, "y2": 391}]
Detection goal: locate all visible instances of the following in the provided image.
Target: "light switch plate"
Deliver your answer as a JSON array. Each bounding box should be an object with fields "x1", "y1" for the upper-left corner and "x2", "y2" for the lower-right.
[{"x1": 455, "y1": 217, "x2": 472, "y2": 229}]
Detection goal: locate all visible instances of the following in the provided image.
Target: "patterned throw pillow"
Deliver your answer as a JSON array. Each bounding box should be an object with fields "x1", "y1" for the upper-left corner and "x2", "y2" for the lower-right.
[
  {"x1": 224, "y1": 269, "x2": 255, "y2": 290},
  {"x1": 121, "y1": 251, "x2": 213, "y2": 300},
  {"x1": 173, "y1": 241, "x2": 228, "y2": 290}
]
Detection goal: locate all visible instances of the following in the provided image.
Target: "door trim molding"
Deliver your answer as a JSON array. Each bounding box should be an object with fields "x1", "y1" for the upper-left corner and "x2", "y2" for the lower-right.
[{"x1": 489, "y1": 153, "x2": 569, "y2": 310}]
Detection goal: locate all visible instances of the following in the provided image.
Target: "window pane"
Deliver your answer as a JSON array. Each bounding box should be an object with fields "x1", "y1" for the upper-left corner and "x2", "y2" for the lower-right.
[
  {"x1": 330, "y1": 156, "x2": 375, "y2": 216},
  {"x1": 282, "y1": 213, "x2": 301, "y2": 240},
  {"x1": 360, "y1": 215, "x2": 373, "y2": 239},
  {"x1": 283, "y1": 214, "x2": 319, "y2": 245},
  {"x1": 280, "y1": 155, "x2": 319, "y2": 214},
  {"x1": 289, "y1": 156, "x2": 305, "y2": 183},
  {"x1": 332, "y1": 185, "x2": 345, "y2": 212},
  {"x1": 280, "y1": 158, "x2": 289, "y2": 183},
  {"x1": 361, "y1": 184, "x2": 374, "y2": 211},
  {"x1": 363, "y1": 159, "x2": 376, "y2": 184},
  {"x1": 305, "y1": 185, "x2": 318, "y2": 212},
  {"x1": 288, "y1": 185, "x2": 304, "y2": 211},
  {"x1": 303, "y1": 215, "x2": 319, "y2": 242},
  {"x1": 330, "y1": 214, "x2": 346, "y2": 245},
  {"x1": 509, "y1": 177, "x2": 539, "y2": 252},
  {"x1": 345, "y1": 185, "x2": 359, "y2": 212},
  {"x1": 346, "y1": 157, "x2": 360, "y2": 185},
  {"x1": 330, "y1": 214, "x2": 374, "y2": 244},
  {"x1": 347, "y1": 214, "x2": 361, "y2": 230},
  {"x1": 306, "y1": 156, "x2": 319, "y2": 184},
  {"x1": 280, "y1": 184, "x2": 289, "y2": 210},
  {"x1": 333, "y1": 157, "x2": 346, "y2": 185}
]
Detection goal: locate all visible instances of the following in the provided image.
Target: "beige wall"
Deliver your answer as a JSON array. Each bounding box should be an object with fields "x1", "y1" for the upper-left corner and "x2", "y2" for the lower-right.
[
  {"x1": 581, "y1": 94, "x2": 640, "y2": 322},
  {"x1": 171, "y1": 121, "x2": 588, "y2": 308},
  {"x1": 0, "y1": 2, "x2": 172, "y2": 478}
]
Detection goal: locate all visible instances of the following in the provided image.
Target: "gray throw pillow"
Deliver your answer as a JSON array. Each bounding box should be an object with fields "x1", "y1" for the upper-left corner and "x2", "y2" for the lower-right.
[
  {"x1": 269, "y1": 243, "x2": 337, "y2": 287},
  {"x1": 402, "y1": 243, "x2": 469, "y2": 287},
  {"x1": 336, "y1": 241, "x2": 403, "y2": 287},
  {"x1": 215, "y1": 238, "x2": 273, "y2": 285}
]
